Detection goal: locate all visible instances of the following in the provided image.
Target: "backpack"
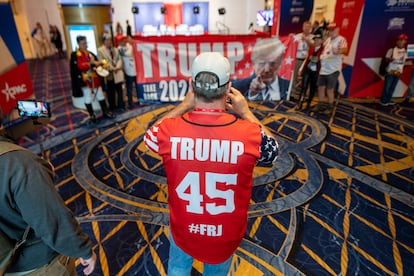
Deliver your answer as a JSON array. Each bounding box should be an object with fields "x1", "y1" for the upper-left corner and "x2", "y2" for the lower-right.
[
  {"x1": 379, "y1": 47, "x2": 394, "y2": 76},
  {"x1": 0, "y1": 142, "x2": 31, "y2": 275}
]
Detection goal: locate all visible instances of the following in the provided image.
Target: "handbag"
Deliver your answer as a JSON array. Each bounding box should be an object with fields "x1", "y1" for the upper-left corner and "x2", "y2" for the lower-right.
[
  {"x1": 0, "y1": 227, "x2": 30, "y2": 275},
  {"x1": 0, "y1": 142, "x2": 31, "y2": 275},
  {"x1": 113, "y1": 69, "x2": 125, "y2": 84}
]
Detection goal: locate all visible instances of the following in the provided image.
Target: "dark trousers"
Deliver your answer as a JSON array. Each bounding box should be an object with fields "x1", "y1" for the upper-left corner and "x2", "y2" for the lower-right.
[
  {"x1": 125, "y1": 74, "x2": 138, "y2": 106},
  {"x1": 105, "y1": 80, "x2": 124, "y2": 111},
  {"x1": 381, "y1": 74, "x2": 400, "y2": 103},
  {"x1": 299, "y1": 69, "x2": 318, "y2": 109}
]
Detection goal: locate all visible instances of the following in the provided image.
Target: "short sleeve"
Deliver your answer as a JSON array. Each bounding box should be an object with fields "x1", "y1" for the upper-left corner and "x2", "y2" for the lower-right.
[
  {"x1": 258, "y1": 130, "x2": 279, "y2": 163},
  {"x1": 144, "y1": 124, "x2": 160, "y2": 153}
]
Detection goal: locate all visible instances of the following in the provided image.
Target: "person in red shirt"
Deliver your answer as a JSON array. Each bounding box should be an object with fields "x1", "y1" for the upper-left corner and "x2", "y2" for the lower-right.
[
  {"x1": 70, "y1": 35, "x2": 114, "y2": 123},
  {"x1": 144, "y1": 52, "x2": 279, "y2": 275}
]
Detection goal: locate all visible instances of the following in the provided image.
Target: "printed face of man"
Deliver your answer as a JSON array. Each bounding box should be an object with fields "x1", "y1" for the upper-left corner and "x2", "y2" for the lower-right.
[{"x1": 253, "y1": 51, "x2": 282, "y2": 86}]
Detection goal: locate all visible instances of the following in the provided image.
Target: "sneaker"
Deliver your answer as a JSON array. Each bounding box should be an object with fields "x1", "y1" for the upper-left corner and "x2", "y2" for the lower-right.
[
  {"x1": 311, "y1": 102, "x2": 326, "y2": 112},
  {"x1": 380, "y1": 101, "x2": 394, "y2": 106},
  {"x1": 323, "y1": 104, "x2": 333, "y2": 116},
  {"x1": 89, "y1": 115, "x2": 97, "y2": 124},
  {"x1": 103, "y1": 112, "x2": 115, "y2": 119}
]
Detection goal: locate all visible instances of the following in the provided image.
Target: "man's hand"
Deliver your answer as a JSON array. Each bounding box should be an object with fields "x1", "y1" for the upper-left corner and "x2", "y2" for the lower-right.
[
  {"x1": 80, "y1": 251, "x2": 97, "y2": 275},
  {"x1": 181, "y1": 81, "x2": 195, "y2": 111},
  {"x1": 225, "y1": 86, "x2": 251, "y2": 119},
  {"x1": 249, "y1": 76, "x2": 266, "y2": 96}
]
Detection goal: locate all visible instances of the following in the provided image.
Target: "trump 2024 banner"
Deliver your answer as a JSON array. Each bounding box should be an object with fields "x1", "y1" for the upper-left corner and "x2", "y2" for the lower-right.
[{"x1": 132, "y1": 34, "x2": 297, "y2": 103}]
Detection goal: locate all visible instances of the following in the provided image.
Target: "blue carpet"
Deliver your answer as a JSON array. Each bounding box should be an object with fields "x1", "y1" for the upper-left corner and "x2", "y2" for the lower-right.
[{"x1": 9, "y1": 56, "x2": 414, "y2": 275}]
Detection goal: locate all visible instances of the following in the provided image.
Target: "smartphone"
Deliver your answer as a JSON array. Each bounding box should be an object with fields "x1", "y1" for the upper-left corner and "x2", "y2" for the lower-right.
[{"x1": 17, "y1": 100, "x2": 51, "y2": 118}]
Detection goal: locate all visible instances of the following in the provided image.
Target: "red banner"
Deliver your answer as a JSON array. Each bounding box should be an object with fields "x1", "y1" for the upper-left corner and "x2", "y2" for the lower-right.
[
  {"x1": 272, "y1": 0, "x2": 281, "y2": 36},
  {"x1": 0, "y1": 62, "x2": 33, "y2": 114},
  {"x1": 334, "y1": 0, "x2": 365, "y2": 53},
  {"x1": 132, "y1": 34, "x2": 297, "y2": 103}
]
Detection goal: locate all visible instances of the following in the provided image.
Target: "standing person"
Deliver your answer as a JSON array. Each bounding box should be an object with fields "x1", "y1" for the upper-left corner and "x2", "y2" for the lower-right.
[
  {"x1": 313, "y1": 22, "x2": 348, "y2": 115},
  {"x1": 49, "y1": 25, "x2": 64, "y2": 58},
  {"x1": 31, "y1": 22, "x2": 48, "y2": 59},
  {"x1": 0, "y1": 107, "x2": 97, "y2": 275},
  {"x1": 232, "y1": 38, "x2": 290, "y2": 101},
  {"x1": 118, "y1": 36, "x2": 139, "y2": 108},
  {"x1": 126, "y1": 20, "x2": 132, "y2": 37},
  {"x1": 291, "y1": 21, "x2": 314, "y2": 99},
  {"x1": 312, "y1": 20, "x2": 325, "y2": 37},
  {"x1": 380, "y1": 34, "x2": 409, "y2": 106},
  {"x1": 98, "y1": 34, "x2": 125, "y2": 112},
  {"x1": 116, "y1": 21, "x2": 123, "y2": 36},
  {"x1": 297, "y1": 33, "x2": 324, "y2": 110},
  {"x1": 144, "y1": 52, "x2": 279, "y2": 275},
  {"x1": 70, "y1": 35, "x2": 114, "y2": 123}
]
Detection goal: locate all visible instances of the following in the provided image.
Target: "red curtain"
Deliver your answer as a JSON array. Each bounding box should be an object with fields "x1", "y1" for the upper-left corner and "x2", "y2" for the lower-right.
[{"x1": 163, "y1": 3, "x2": 183, "y2": 28}]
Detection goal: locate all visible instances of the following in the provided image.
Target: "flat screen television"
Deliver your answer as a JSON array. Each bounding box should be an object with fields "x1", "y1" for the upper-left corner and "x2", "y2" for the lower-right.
[{"x1": 257, "y1": 10, "x2": 274, "y2": 27}]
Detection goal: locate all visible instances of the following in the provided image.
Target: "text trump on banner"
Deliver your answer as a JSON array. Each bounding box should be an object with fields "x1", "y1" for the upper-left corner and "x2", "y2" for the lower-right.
[{"x1": 132, "y1": 35, "x2": 297, "y2": 103}]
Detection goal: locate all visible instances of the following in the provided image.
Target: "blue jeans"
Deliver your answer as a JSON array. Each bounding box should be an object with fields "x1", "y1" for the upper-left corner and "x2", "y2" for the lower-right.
[
  {"x1": 167, "y1": 232, "x2": 233, "y2": 276},
  {"x1": 125, "y1": 74, "x2": 138, "y2": 106},
  {"x1": 380, "y1": 74, "x2": 400, "y2": 103},
  {"x1": 407, "y1": 69, "x2": 414, "y2": 98}
]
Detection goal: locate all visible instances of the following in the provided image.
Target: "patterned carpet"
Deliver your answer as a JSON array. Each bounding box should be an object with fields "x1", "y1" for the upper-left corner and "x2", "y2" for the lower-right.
[{"x1": 11, "y1": 56, "x2": 414, "y2": 275}]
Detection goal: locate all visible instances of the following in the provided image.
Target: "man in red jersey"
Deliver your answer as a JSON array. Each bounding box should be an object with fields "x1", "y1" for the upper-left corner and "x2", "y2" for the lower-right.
[{"x1": 144, "y1": 52, "x2": 279, "y2": 275}]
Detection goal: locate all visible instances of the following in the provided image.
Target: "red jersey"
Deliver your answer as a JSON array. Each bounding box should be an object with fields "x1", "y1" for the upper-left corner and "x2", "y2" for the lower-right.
[
  {"x1": 76, "y1": 49, "x2": 101, "y2": 88},
  {"x1": 145, "y1": 112, "x2": 262, "y2": 264}
]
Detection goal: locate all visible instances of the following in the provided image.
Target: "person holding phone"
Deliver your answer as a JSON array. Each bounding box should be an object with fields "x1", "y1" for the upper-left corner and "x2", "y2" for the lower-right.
[
  {"x1": 144, "y1": 52, "x2": 279, "y2": 275},
  {"x1": 0, "y1": 107, "x2": 97, "y2": 275}
]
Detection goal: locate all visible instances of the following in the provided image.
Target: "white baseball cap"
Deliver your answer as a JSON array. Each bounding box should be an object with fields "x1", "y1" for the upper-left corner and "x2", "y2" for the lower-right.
[{"x1": 191, "y1": 52, "x2": 230, "y2": 89}]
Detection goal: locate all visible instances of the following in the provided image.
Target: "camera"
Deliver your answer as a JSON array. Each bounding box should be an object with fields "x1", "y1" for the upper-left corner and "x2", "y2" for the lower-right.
[{"x1": 17, "y1": 100, "x2": 51, "y2": 119}]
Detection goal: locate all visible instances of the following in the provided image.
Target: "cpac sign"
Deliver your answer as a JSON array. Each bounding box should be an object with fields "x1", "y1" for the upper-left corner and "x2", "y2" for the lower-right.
[
  {"x1": 0, "y1": 62, "x2": 33, "y2": 114},
  {"x1": 1, "y1": 82, "x2": 27, "y2": 101}
]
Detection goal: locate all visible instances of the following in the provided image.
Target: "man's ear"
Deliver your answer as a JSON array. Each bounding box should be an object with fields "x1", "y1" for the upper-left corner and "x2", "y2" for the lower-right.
[{"x1": 226, "y1": 82, "x2": 232, "y2": 93}]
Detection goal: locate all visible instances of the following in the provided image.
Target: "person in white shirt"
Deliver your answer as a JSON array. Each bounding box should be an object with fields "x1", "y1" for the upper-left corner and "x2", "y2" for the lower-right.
[
  {"x1": 31, "y1": 22, "x2": 48, "y2": 59},
  {"x1": 118, "y1": 36, "x2": 140, "y2": 108},
  {"x1": 380, "y1": 34, "x2": 409, "y2": 106},
  {"x1": 313, "y1": 22, "x2": 348, "y2": 115}
]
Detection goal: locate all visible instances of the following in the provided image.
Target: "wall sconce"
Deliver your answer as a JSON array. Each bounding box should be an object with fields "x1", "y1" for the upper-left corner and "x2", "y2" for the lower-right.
[
  {"x1": 161, "y1": 6, "x2": 167, "y2": 14},
  {"x1": 193, "y1": 6, "x2": 200, "y2": 14},
  {"x1": 131, "y1": 7, "x2": 139, "y2": 14},
  {"x1": 218, "y1": 8, "x2": 226, "y2": 15}
]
